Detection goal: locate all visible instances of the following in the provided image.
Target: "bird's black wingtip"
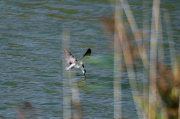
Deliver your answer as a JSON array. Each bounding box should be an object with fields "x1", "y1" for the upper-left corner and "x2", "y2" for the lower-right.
[{"x1": 88, "y1": 48, "x2": 91, "y2": 52}]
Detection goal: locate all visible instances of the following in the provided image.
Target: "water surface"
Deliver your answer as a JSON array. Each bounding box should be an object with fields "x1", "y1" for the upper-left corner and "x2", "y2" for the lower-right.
[{"x1": 0, "y1": 0, "x2": 179, "y2": 119}]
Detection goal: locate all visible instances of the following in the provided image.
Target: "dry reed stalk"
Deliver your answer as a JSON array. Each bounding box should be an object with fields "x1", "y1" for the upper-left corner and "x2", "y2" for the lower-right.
[
  {"x1": 113, "y1": 0, "x2": 123, "y2": 118},
  {"x1": 69, "y1": 72, "x2": 82, "y2": 119},
  {"x1": 142, "y1": 1, "x2": 150, "y2": 118},
  {"x1": 148, "y1": 0, "x2": 160, "y2": 118},
  {"x1": 108, "y1": 0, "x2": 148, "y2": 118},
  {"x1": 120, "y1": 0, "x2": 149, "y2": 68},
  {"x1": 117, "y1": 2, "x2": 150, "y2": 117},
  {"x1": 62, "y1": 27, "x2": 71, "y2": 119},
  {"x1": 156, "y1": 14, "x2": 168, "y2": 119},
  {"x1": 114, "y1": 4, "x2": 143, "y2": 119},
  {"x1": 62, "y1": 27, "x2": 82, "y2": 119}
]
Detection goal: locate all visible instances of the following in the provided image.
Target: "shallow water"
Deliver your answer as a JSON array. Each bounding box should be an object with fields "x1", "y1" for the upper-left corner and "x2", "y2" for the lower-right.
[{"x1": 0, "y1": 0, "x2": 179, "y2": 119}]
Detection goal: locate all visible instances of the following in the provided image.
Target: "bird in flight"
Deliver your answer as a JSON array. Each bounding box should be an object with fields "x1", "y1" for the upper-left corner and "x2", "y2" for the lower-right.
[{"x1": 64, "y1": 48, "x2": 91, "y2": 76}]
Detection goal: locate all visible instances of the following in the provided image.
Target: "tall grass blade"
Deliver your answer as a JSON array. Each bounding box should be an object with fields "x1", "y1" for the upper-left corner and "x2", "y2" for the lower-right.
[
  {"x1": 62, "y1": 26, "x2": 71, "y2": 119},
  {"x1": 113, "y1": 1, "x2": 123, "y2": 118},
  {"x1": 149, "y1": 0, "x2": 160, "y2": 118},
  {"x1": 120, "y1": 0, "x2": 149, "y2": 68},
  {"x1": 115, "y1": 3, "x2": 143, "y2": 118}
]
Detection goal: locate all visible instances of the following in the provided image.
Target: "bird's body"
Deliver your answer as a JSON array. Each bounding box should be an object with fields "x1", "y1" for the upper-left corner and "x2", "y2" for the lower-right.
[{"x1": 64, "y1": 48, "x2": 91, "y2": 76}]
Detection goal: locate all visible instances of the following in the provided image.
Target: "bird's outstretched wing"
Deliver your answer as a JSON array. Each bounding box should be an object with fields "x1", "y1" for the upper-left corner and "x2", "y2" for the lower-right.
[
  {"x1": 66, "y1": 63, "x2": 76, "y2": 70},
  {"x1": 79, "y1": 48, "x2": 91, "y2": 64},
  {"x1": 64, "y1": 48, "x2": 77, "y2": 65}
]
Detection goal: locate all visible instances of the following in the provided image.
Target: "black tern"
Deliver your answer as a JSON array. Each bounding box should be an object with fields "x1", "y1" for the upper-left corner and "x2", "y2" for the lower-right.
[{"x1": 64, "y1": 48, "x2": 91, "y2": 76}]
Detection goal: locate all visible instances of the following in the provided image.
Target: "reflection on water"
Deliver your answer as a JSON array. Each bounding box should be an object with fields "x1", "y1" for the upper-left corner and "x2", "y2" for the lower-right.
[
  {"x1": 0, "y1": 0, "x2": 179, "y2": 119},
  {"x1": 78, "y1": 76, "x2": 86, "y2": 87}
]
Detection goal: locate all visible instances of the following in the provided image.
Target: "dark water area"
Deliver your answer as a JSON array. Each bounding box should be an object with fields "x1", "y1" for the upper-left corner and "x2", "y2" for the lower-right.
[{"x1": 0, "y1": 0, "x2": 179, "y2": 118}]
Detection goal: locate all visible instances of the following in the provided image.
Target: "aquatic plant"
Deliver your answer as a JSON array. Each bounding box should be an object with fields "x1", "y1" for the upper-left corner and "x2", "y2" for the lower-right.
[{"x1": 99, "y1": 0, "x2": 180, "y2": 118}]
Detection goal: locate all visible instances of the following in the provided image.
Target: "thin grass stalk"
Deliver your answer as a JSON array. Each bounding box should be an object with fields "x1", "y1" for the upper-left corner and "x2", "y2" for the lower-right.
[
  {"x1": 116, "y1": 0, "x2": 138, "y2": 92},
  {"x1": 142, "y1": 0, "x2": 150, "y2": 56},
  {"x1": 119, "y1": 0, "x2": 149, "y2": 68},
  {"x1": 62, "y1": 27, "x2": 71, "y2": 119},
  {"x1": 62, "y1": 27, "x2": 82, "y2": 119},
  {"x1": 142, "y1": 1, "x2": 150, "y2": 118},
  {"x1": 149, "y1": 0, "x2": 160, "y2": 118},
  {"x1": 173, "y1": 59, "x2": 179, "y2": 85},
  {"x1": 115, "y1": 9, "x2": 143, "y2": 119},
  {"x1": 142, "y1": 71, "x2": 149, "y2": 119},
  {"x1": 172, "y1": 59, "x2": 179, "y2": 119},
  {"x1": 113, "y1": 1, "x2": 123, "y2": 118},
  {"x1": 69, "y1": 72, "x2": 82, "y2": 119},
  {"x1": 157, "y1": 14, "x2": 169, "y2": 119}
]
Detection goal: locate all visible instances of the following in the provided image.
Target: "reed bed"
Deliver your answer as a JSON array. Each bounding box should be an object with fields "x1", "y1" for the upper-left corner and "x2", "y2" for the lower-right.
[{"x1": 101, "y1": 0, "x2": 179, "y2": 118}]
